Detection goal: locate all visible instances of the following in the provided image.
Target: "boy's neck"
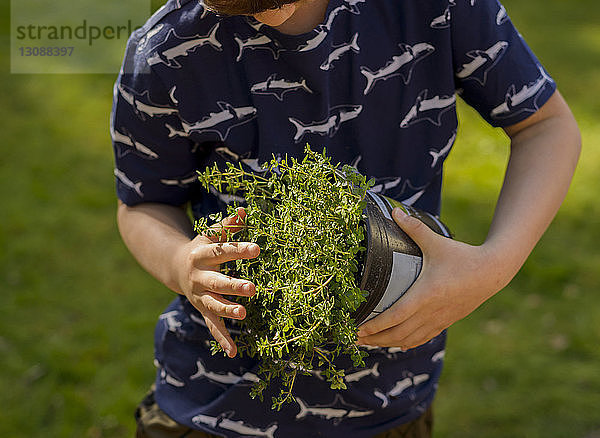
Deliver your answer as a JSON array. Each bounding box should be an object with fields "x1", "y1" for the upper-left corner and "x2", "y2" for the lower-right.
[{"x1": 272, "y1": 0, "x2": 330, "y2": 35}]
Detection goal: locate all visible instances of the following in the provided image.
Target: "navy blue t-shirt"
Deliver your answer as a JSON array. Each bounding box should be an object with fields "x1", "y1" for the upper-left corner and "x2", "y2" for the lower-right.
[{"x1": 111, "y1": 0, "x2": 555, "y2": 436}]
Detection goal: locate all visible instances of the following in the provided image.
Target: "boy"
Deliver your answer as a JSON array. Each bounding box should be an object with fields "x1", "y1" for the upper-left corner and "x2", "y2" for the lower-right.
[{"x1": 111, "y1": 0, "x2": 580, "y2": 436}]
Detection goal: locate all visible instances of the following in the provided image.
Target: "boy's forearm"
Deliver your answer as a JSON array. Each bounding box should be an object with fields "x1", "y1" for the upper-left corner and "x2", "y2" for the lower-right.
[
  {"x1": 484, "y1": 91, "x2": 581, "y2": 282},
  {"x1": 117, "y1": 201, "x2": 194, "y2": 294}
]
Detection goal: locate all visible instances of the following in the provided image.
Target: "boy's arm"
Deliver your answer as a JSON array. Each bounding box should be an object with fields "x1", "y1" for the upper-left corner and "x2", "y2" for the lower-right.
[
  {"x1": 356, "y1": 90, "x2": 581, "y2": 349},
  {"x1": 117, "y1": 201, "x2": 259, "y2": 357}
]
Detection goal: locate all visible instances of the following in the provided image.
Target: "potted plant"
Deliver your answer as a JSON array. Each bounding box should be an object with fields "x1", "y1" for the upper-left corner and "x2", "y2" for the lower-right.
[{"x1": 195, "y1": 146, "x2": 451, "y2": 409}]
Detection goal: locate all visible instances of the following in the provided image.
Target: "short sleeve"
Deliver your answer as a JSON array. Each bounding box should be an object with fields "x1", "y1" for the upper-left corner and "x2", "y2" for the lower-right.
[
  {"x1": 450, "y1": 0, "x2": 556, "y2": 127},
  {"x1": 110, "y1": 31, "x2": 198, "y2": 207}
]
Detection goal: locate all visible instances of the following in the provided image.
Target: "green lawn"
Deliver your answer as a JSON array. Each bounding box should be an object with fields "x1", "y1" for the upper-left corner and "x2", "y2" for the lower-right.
[{"x1": 1, "y1": 0, "x2": 599, "y2": 437}]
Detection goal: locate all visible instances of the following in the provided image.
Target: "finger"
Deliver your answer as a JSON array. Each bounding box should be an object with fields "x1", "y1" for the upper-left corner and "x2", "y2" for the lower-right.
[
  {"x1": 192, "y1": 270, "x2": 256, "y2": 297},
  {"x1": 198, "y1": 291, "x2": 247, "y2": 319},
  {"x1": 399, "y1": 326, "x2": 443, "y2": 350},
  {"x1": 357, "y1": 289, "x2": 420, "y2": 337},
  {"x1": 205, "y1": 207, "x2": 247, "y2": 243},
  {"x1": 392, "y1": 207, "x2": 439, "y2": 253},
  {"x1": 357, "y1": 316, "x2": 424, "y2": 348},
  {"x1": 192, "y1": 241, "x2": 260, "y2": 266},
  {"x1": 203, "y1": 311, "x2": 237, "y2": 358}
]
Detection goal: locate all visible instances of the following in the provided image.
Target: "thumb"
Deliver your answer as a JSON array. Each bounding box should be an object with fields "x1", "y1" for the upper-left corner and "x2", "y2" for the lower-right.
[{"x1": 392, "y1": 207, "x2": 438, "y2": 253}]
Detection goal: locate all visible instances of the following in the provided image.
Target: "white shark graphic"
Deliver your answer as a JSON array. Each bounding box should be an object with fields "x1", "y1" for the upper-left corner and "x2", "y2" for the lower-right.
[
  {"x1": 198, "y1": 0, "x2": 210, "y2": 19},
  {"x1": 118, "y1": 84, "x2": 179, "y2": 120},
  {"x1": 168, "y1": 86, "x2": 178, "y2": 104},
  {"x1": 179, "y1": 101, "x2": 257, "y2": 141},
  {"x1": 165, "y1": 123, "x2": 187, "y2": 138},
  {"x1": 490, "y1": 66, "x2": 553, "y2": 120},
  {"x1": 293, "y1": 0, "x2": 362, "y2": 53},
  {"x1": 288, "y1": 104, "x2": 362, "y2": 143},
  {"x1": 430, "y1": 6, "x2": 452, "y2": 29},
  {"x1": 234, "y1": 33, "x2": 285, "y2": 61},
  {"x1": 114, "y1": 168, "x2": 143, "y2": 197},
  {"x1": 251, "y1": 74, "x2": 313, "y2": 101},
  {"x1": 295, "y1": 394, "x2": 374, "y2": 425},
  {"x1": 320, "y1": 32, "x2": 360, "y2": 71},
  {"x1": 297, "y1": 28, "x2": 329, "y2": 52},
  {"x1": 399, "y1": 179, "x2": 429, "y2": 206},
  {"x1": 428, "y1": 131, "x2": 457, "y2": 168},
  {"x1": 214, "y1": 146, "x2": 265, "y2": 173},
  {"x1": 147, "y1": 23, "x2": 222, "y2": 68},
  {"x1": 342, "y1": 0, "x2": 366, "y2": 14},
  {"x1": 350, "y1": 154, "x2": 362, "y2": 169},
  {"x1": 431, "y1": 350, "x2": 445, "y2": 362},
  {"x1": 159, "y1": 310, "x2": 182, "y2": 332},
  {"x1": 112, "y1": 127, "x2": 159, "y2": 160},
  {"x1": 456, "y1": 41, "x2": 509, "y2": 86},
  {"x1": 160, "y1": 173, "x2": 198, "y2": 188},
  {"x1": 192, "y1": 412, "x2": 278, "y2": 438},
  {"x1": 496, "y1": 4, "x2": 508, "y2": 25},
  {"x1": 369, "y1": 177, "x2": 403, "y2": 194},
  {"x1": 190, "y1": 359, "x2": 260, "y2": 385},
  {"x1": 374, "y1": 373, "x2": 430, "y2": 408},
  {"x1": 159, "y1": 367, "x2": 185, "y2": 387},
  {"x1": 285, "y1": 361, "x2": 324, "y2": 380},
  {"x1": 400, "y1": 90, "x2": 456, "y2": 128},
  {"x1": 210, "y1": 186, "x2": 246, "y2": 204},
  {"x1": 137, "y1": 23, "x2": 165, "y2": 51},
  {"x1": 345, "y1": 362, "x2": 380, "y2": 383},
  {"x1": 360, "y1": 42, "x2": 435, "y2": 95},
  {"x1": 245, "y1": 17, "x2": 266, "y2": 32}
]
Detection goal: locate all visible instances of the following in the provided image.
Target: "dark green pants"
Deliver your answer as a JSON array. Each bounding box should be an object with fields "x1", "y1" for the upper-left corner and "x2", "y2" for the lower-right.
[{"x1": 135, "y1": 389, "x2": 433, "y2": 438}]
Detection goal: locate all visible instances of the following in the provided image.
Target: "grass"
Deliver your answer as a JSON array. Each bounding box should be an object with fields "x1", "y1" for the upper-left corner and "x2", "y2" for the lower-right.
[{"x1": 0, "y1": 0, "x2": 599, "y2": 437}]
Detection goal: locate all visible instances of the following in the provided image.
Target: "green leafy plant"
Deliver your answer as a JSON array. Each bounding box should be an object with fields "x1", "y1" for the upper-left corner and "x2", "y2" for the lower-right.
[{"x1": 195, "y1": 146, "x2": 373, "y2": 409}]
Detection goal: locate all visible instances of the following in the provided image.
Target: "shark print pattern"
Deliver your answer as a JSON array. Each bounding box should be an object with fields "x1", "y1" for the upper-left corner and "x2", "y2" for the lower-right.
[
  {"x1": 214, "y1": 145, "x2": 265, "y2": 173},
  {"x1": 456, "y1": 41, "x2": 509, "y2": 86},
  {"x1": 114, "y1": 168, "x2": 143, "y2": 197},
  {"x1": 369, "y1": 177, "x2": 403, "y2": 194},
  {"x1": 320, "y1": 33, "x2": 360, "y2": 71},
  {"x1": 159, "y1": 173, "x2": 198, "y2": 188},
  {"x1": 429, "y1": 131, "x2": 457, "y2": 167},
  {"x1": 192, "y1": 412, "x2": 278, "y2": 438},
  {"x1": 147, "y1": 23, "x2": 222, "y2": 68},
  {"x1": 374, "y1": 374, "x2": 430, "y2": 408},
  {"x1": 137, "y1": 23, "x2": 165, "y2": 51},
  {"x1": 288, "y1": 104, "x2": 362, "y2": 143},
  {"x1": 496, "y1": 4, "x2": 508, "y2": 25},
  {"x1": 190, "y1": 358, "x2": 260, "y2": 385},
  {"x1": 235, "y1": 33, "x2": 285, "y2": 61},
  {"x1": 295, "y1": 394, "x2": 374, "y2": 425},
  {"x1": 118, "y1": 84, "x2": 179, "y2": 120},
  {"x1": 360, "y1": 42, "x2": 435, "y2": 95},
  {"x1": 159, "y1": 366, "x2": 186, "y2": 388},
  {"x1": 490, "y1": 66, "x2": 553, "y2": 120},
  {"x1": 112, "y1": 127, "x2": 159, "y2": 160},
  {"x1": 430, "y1": 6, "x2": 452, "y2": 29},
  {"x1": 178, "y1": 101, "x2": 257, "y2": 141},
  {"x1": 400, "y1": 90, "x2": 456, "y2": 128},
  {"x1": 344, "y1": 362, "x2": 380, "y2": 383},
  {"x1": 294, "y1": 0, "x2": 364, "y2": 52},
  {"x1": 251, "y1": 74, "x2": 313, "y2": 101}
]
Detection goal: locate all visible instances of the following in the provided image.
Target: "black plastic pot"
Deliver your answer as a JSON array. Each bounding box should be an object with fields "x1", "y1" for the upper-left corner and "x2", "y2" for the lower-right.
[{"x1": 352, "y1": 192, "x2": 452, "y2": 325}]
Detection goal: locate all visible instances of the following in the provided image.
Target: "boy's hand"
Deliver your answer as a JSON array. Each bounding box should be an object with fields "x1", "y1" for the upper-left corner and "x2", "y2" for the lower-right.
[
  {"x1": 173, "y1": 208, "x2": 260, "y2": 358},
  {"x1": 356, "y1": 207, "x2": 509, "y2": 350}
]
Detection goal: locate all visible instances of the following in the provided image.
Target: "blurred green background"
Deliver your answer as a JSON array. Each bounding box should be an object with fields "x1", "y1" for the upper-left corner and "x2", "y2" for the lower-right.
[{"x1": 1, "y1": 0, "x2": 598, "y2": 437}]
